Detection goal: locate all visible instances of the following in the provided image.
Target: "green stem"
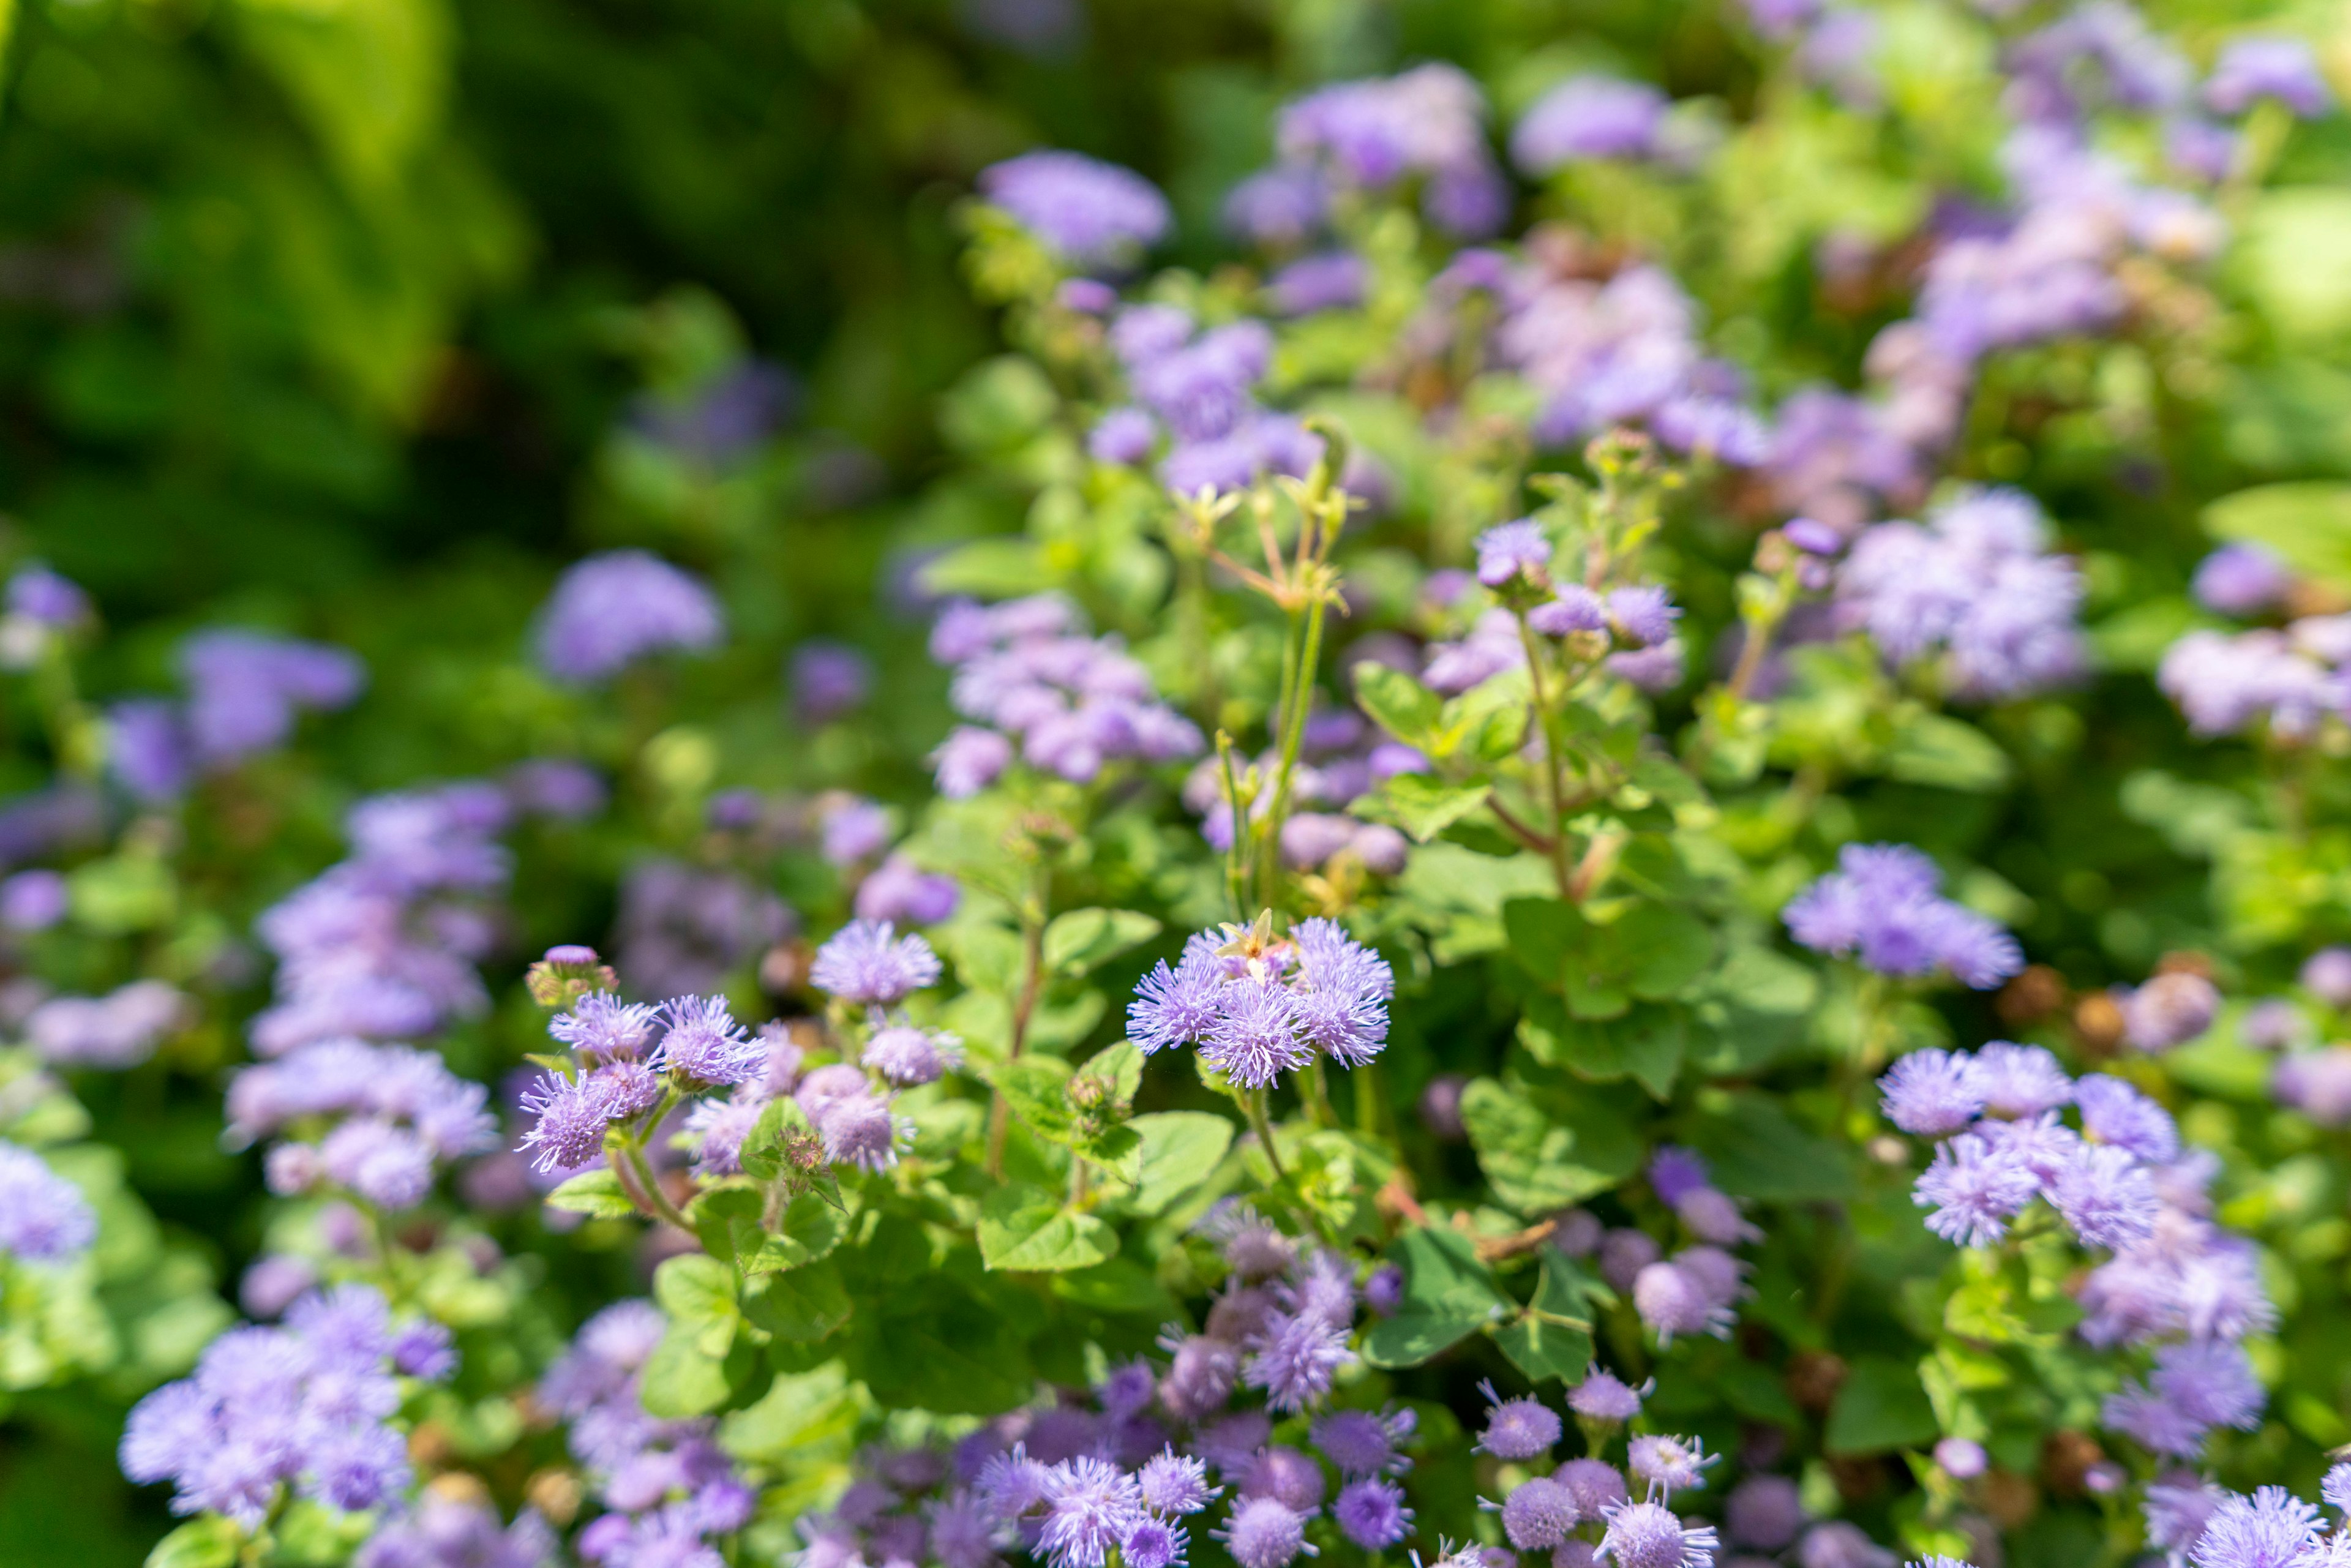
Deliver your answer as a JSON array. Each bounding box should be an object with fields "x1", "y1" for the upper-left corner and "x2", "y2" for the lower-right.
[
  {"x1": 1515, "y1": 613, "x2": 1573, "y2": 899},
  {"x1": 1259, "y1": 590, "x2": 1330, "y2": 906},
  {"x1": 1354, "y1": 1060, "x2": 1380, "y2": 1137},
  {"x1": 623, "y1": 1138, "x2": 694, "y2": 1232},
  {"x1": 1243, "y1": 1087, "x2": 1290, "y2": 1186},
  {"x1": 986, "y1": 869, "x2": 1052, "y2": 1179},
  {"x1": 1305, "y1": 1057, "x2": 1336, "y2": 1129}
]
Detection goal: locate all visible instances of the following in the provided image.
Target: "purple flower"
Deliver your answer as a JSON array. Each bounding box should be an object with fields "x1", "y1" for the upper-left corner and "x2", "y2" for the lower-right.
[
  {"x1": 1310, "y1": 1408, "x2": 1409, "y2": 1478},
  {"x1": 26, "y1": 979, "x2": 186, "y2": 1068},
  {"x1": 2148, "y1": 1478, "x2": 2227, "y2": 1556},
  {"x1": 1783, "y1": 843, "x2": 2023, "y2": 988},
  {"x1": 1122, "y1": 1517, "x2": 1188, "y2": 1568},
  {"x1": 659, "y1": 995, "x2": 761, "y2": 1086},
  {"x1": 550, "y1": 993, "x2": 663, "y2": 1064},
  {"x1": 2124, "y1": 972, "x2": 2219, "y2": 1051},
  {"x1": 106, "y1": 700, "x2": 195, "y2": 803},
  {"x1": 1598, "y1": 1501, "x2": 1720, "y2": 1568},
  {"x1": 1335, "y1": 1478, "x2": 1412, "y2": 1549},
  {"x1": 1269, "y1": 253, "x2": 1368, "y2": 317},
  {"x1": 178, "y1": 629, "x2": 366, "y2": 765},
  {"x1": 1090, "y1": 408, "x2": 1159, "y2": 466},
  {"x1": 684, "y1": 1087, "x2": 770, "y2": 1177},
  {"x1": 0, "y1": 1141, "x2": 96, "y2": 1261},
  {"x1": 1240, "y1": 1446, "x2": 1325, "y2": 1511},
  {"x1": 1476, "y1": 1379, "x2": 1562, "y2": 1458},
  {"x1": 1501, "y1": 1477, "x2": 1581, "y2": 1550},
  {"x1": 1138, "y1": 1449, "x2": 1218, "y2": 1515},
  {"x1": 1570, "y1": 1368, "x2": 1648, "y2": 1422},
  {"x1": 2274, "y1": 1046, "x2": 2351, "y2": 1125},
  {"x1": 1633, "y1": 1259, "x2": 1736, "y2": 1343},
  {"x1": 1974, "y1": 1042, "x2": 2073, "y2": 1117},
  {"x1": 1245, "y1": 1307, "x2": 1355, "y2": 1412},
  {"x1": 1529, "y1": 586, "x2": 1608, "y2": 636},
  {"x1": 790, "y1": 640, "x2": 872, "y2": 723},
  {"x1": 934, "y1": 726, "x2": 1016, "y2": 798},
  {"x1": 811, "y1": 919, "x2": 942, "y2": 1006},
  {"x1": 534, "y1": 550, "x2": 723, "y2": 683},
  {"x1": 1035, "y1": 1456, "x2": 1146, "y2": 1568},
  {"x1": 1628, "y1": 1435, "x2": 1717, "y2": 1499},
  {"x1": 1477, "y1": 520, "x2": 1554, "y2": 587},
  {"x1": 2304, "y1": 947, "x2": 2351, "y2": 1007},
  {"x1": 816, "y1": 1090, "x2": 905, "y2": 1172},
  {"x1": 979, "y1": 151, "x2": 1172, "y2": 265},
  {"x1": 2049, "y1": 1142, "x2": 2158, "y2": 1249},
  {"x1": 7, "y1": 564, "x2": 88, "y2": 629},
  {"x1": 1725, "y1": 1476, "x2": 1807, "y2": 1551},
  {"x1": 856, "y1": 853, "x2": 961, "y2": 926},
  {"x1": 1913, "y1": 1132, "x2": 2038, "y2": 1247},
  {"x1": 1512, "y1": 75, "x2": 1670, "y2": 172},
  {"x1": 1608, "y1": 586, "x2": 1681, "y2": 647},
  {"x1": 1878, "y1": 1049, "x2": 1987, "y2": 1136},
  {"x1": 2075, "y1": 1073, "x2": 2179, "y2": 1163},
  {"x1": 1224, "y1": 167, "x2": 1329, "y2": 247},
  {"x1": 358, "y1": 1493, "x2": 555, "y2": 1568},
  {"x1": 518, "y1": 1071, "x2": 613, "y2": 1174},
  {"x1": 1277, "y1": 64, "x2": 1491, "y2": 192},
  {"x1": 2205, "y1": 38, "x2": 2334, "y2": 118},
  {"x1": 2188, "y1": 1488, "x2": 2320, "y2": 1568},
  {"x1": 864, "y1": 1026, "x2": 961, "y2": 1087},
  {"x1": 2193, "y1": 543, "x2": 2292, "y2": 616},
  {"x1": 1214, "y1": 1498, "x2": 1314, "y2": 1568}
]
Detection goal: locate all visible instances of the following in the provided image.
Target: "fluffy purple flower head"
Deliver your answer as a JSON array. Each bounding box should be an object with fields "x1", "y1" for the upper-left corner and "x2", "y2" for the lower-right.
[
  {"x1": 1913, "y1": 1132, "x2": 2038, "y2": 1248},
  {"x1": 1512, "y1": 75, "x2": 1670, "y2": 172},
  {"x1": 1138, "y1": 1449, "x2": 1218, "y2": 1515},
  {"x1": 1648, "y1": 1146, "x2": 1711, "y2": 1205},
  {"x1": 1477, "y1": 520, "x2": 1554, "y2": 588},
  {"x1": 1245, "y1": 1307, "x2": 1355, "y2": 1412},
  {"x1": 2193, "y1": 543, "x2": 2292, "y2": 616},
  {"x1": 811, "y1": 919, "x2": 942, "y2": 1006},
  {"x1": 26, "y1": 979, "x2": 187, "y2": 1069},
  {"x1": 1270, "y1": 253, "x2": 1368, "y2": 317},
  {"x1": 1215, "y1": 1497, "x2": 1314, "y2": 1568},
  {"x1": 1123, "y1": 1517, "x2": 1188, "y2": 1568},
  {"x1": 979, "y1": 151, "x2": 1172, "y2": 265},
  {"x1": 2188, "y1": 1487, "x2": 2320, "y2": 1568},
  {"x1": 2204, "y1": 38, "x2": 2334, "y2": 118},
  {"x1": 1570, "y1": 1368, "x2": 1648, "y2": 1422},
  {"x1": 1090, "y1": 407, "x2": 1159, "y2": 466},
  {"x1": 1529, "y1": 585, "x2": 1609, "y2": 636},
  {"x1": 684, "y1": 1087, "x2": 770, "y2": 1177},
  {"x1": 1501, "y1": 1477, "x2": 1581, "y2": 1550},
  {"x1": 2124, "y1": 972, "x2": 2220, "y2": 1051},
  {"x1": 864, "y1": 1026, "x2": 961, "y2": 1087},
  {"x1": 1725, "y1": 1476, "x2": 1807, "y2": 1551},
  {"x1": 1035, "y1": 1456, "x2": 1146, "y2": 1568},
  {"x1": 2147, "y1": 1477, "x2": 2227, "y2": 1556},
  {"x1": 816, "y1": 1090, "x2": 904, "y2": 1173},
  {"x1": 790, "y1": 640, "x2": 873, "y2": 724},
  {"x1": 107, "y1": 699, "x2": 196, "y2": 803},
  {"x1": 2304, "y1": 947, "x2": 2351, "y2": 1007},
  {"x1": 517, "y1": 1071, "x2": 613, "y2": 1174},
  {"x1": 1335, "y1": 1478, "x2": 1412, "y2": 1550},
  {"x1": 820, "y1": 798, "x2": 892, "y2": 865},
  {"x1": 659, "y1": 995, "x2": 760, "y2": 1086},
  {"x1": 179, "y1": 630, "x2": 367, "y2": 765},
  {"x1": 1628, "y1": 1435, "x2": 1718, "y2": 1499},
  {"x1": 7, "y1": 563, "x2": 89, "y2": 629},
  {"x1": 0, "y1": 1142, "x2": 96, "y2": 1262},
  {"x1": 855, "y1": 853, "x2": 961, "y2": 927},
  {"x1": 1599, "y1": 1501, "x2": 1720, "y2": 1568},
  {"x1": 1310, "y1": 1408, "x2": 1408, "y2": 1477},
  {"x1": 1608, "y1": 586, "x2": 1681, "y2": 648},
  {"x1": 1974, "y1": 1042, "x2": 2073, "y2": 1117},
  {"x1": 1879, "y1": 1049, "x2": 1986, "y2": 1136},
  {"x1": 1241, "y1": 1447, "x2": 1325, "y2": 1512},
  {"x1": 1224, "y1": 166, "x2": 1329, "y2": 247},
  {"x1": 1475, "y1": 1379, "x2": 1562, "y2": 1458},
  {"x1": 2074, "y1": 1073, "x2": 2180, "y2": 1162},
  {"x1": 2050, "y1": 1142, "x2": 2159, "y2": 1250},
  {"x1": 1783, "y1": 844, "x2": 2023, "y2": 988},
  {"x1": 534, "y1": 551, "x2": 723, "y2": 683}
]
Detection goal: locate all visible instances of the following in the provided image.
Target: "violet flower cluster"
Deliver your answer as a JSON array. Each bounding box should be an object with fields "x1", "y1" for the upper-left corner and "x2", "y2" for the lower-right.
[
  {"x1": 120, "y1": 1283, "x2": 454, "y2": 1525},
  {"x1": 1183, "y1": 708, "x2": 1421, "y2": 877},
  {"x1": 0, "y1": 1137, "x2": 96, "y2": 1263},
  {"x1": 1233, "y1": 64, "x2": 1509, "y2": 245},
  {"x1": 1878, "y1": 1042, "x2": 2274, "y2": 1460},
  {"x1": 2160, "y1": 549, "x2": 2351, "y2": 738},
  {"x1": 1603, "y1": 1147, "x2": 1761, "y2": 1345},
  {"x1": 1832, "y1": 488, "x2": 2087, "y2": 700},
  {"x1": 1127, "y1": 918, "x2": 1393, "y2": 1090},
  {"x1": 534, "y1": 549, "x2": 724, "y2": 684},
  {"x1": 1422, "y1": 521, "x2": 1691, "y2": 696},
  {"x1": 357, "y1": 1491, "x2": 557, "y2": 1568},
  {"x1": 613, "y1": 857, "x2": 795, "y2": 999},
  {"x1": 250, "y1": 783, "x2": 514, "y2": 1056},
  {"x1": 516, "y1": 981, "x2": 768, "y2": 1176},
  {"x1": 540, "y1": 1300, "x2": 757, "y2": 1568},
  {"x1": 1782, "y1": 843, "x2": 2024, "y2": 989},
  {"x1": 2158, "y1": 1469, "x2": 2351, "y2": 1568},
  {"x1": 1086, "y1": 302, "x2": 1316, "y2": 496},
  {"x1": 226, "y1": 1037, "x2": 498, "y2": 1212},
  {"x1": 107, "y1": 627, "x2": 365, "y2": 803},
  {"x1": 979, "y1": 151, "x2": 1173, "y2": 268},
  {"x1": 929, "y1": 593, "x2": 1202, "y2": 792},
  {"x1": 24, "y1": 977, "x2": 188, "y2": 1069},
  {"x1": 799, "y1": 1225, "x2": 1396, "y2": 1568}
]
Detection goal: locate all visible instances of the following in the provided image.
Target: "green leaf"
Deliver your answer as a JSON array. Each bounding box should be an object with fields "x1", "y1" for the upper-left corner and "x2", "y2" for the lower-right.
[
  {"x1": 2233, "y1": 188, "x2": 2351, "y2": 339},
  {"x1": 1044, "y1": 908, "x2": 1163, "y2": 975},
  {"x1": 1075, "y1": 1041, "x2": 1145, "y2": 1105},
  {"x1": 721, "y1": 1363, "x2": 856, "y2": 1465},
  {"x1": 1517, "y1": 996, "x2": 1684, "y2": 1098},
  {"x1": 2203, "y1": 481, "x2": 2351, "y2": 594},
  {"x1": 640, "y1": 1328, "x2": 733, "y2": 1417},
  {"x1": 1493, "y1": 1314, "x2": 1593, "y2": 1384},
  {"x1": 1354, "y1": 774, "x2": 1494, "y2": 843},
  {"x1": 1353, "y1": 661, "x2": 1444, "y2": 749},
  {"x1": 852, "y1": 1280, "x2": 1035, "y2": 1415},
  {"x1": 977, "y1": 1183, "x2": 1119, "y2": 1272},
  {"x1": 1687, "y1": 1093, "x2": 1855, "y2": 1202},
  {"x1": 655, "y1": 1252, "x2": 740, "y2": 1356},
  {"x1": 986, "y1": 1057, "x2": 1077, "y2": 1142},
  {"x1": 742, "y1": 1258, "x2": 852, "y2": 1343},
  {"x1": 1824, "y1": 1355, "x2": 1941, "y2": 1455},
  {"x1": 1613, "y1": 903, "x2": 1717, "y2": 1001},
  {"x1": 1361, "y1": 1225, "x2": 1508, "y2": 1368},
  {"x1": 1886, "y1": 711, "x2": 2012, "y2": 792},
  {"x1": 1459, "y1": 1077, "x2": 1643, "y2": 1213},
  {"x1": 737, "y1": 1097, "x2": 819, "y2": 1182},
  {"x1": 1126, "y1": 1111, "x2": 1234, "y2": 1215},
  {"x1": 743, "y1": 1191, "x2": 849, "y2": 1275},
  {"x1": 545, "y1": 1168, "x2": 636, "y2": 1218},
  {"x1": 1049, "y1": 1258, "x2": 1181, "y2": 1318},
  {"x1": 145, "y1": 1517, "x2": 242, "y2": 1568}
]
